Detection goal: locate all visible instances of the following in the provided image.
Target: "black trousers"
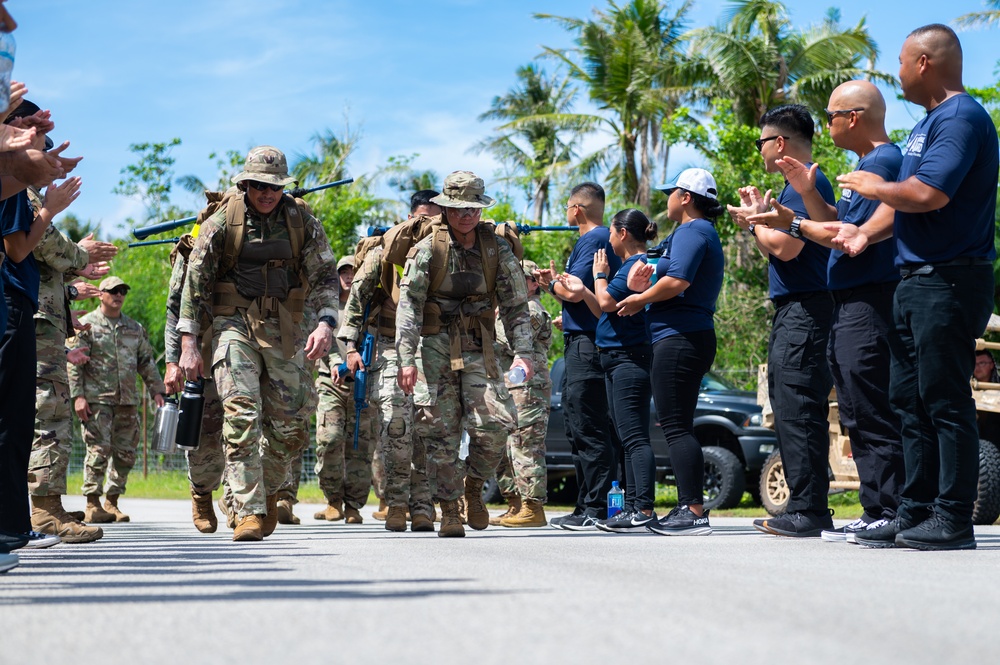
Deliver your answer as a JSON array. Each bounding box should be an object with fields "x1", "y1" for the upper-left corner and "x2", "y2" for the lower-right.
[
  {"x1": 768, "y1": 292, "x2": 834, "y2": 514},
  {"x1": 829, "y1": 285, "x2": 904, "y2": 520},
  {"x1": 563, "y1": 333, "x2": 615, "y2": 517},
  {"x1": 890, "y1": 264, "x2": 994, "y2": 526},
  {"x1": 0, "y1": 291, "x2": 37, "y2": 534},
  {"x1": 601, "y1": 345, "x2": 654, "y2": 512},
  {"x1": 650, "y1": 330, "x2": 716, "y2": 506}
]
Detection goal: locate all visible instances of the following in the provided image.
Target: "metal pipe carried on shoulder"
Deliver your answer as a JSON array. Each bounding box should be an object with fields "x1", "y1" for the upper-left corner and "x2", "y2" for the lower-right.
[{"x1": 366, "y1": 222, "x2": 575, "y2": 237}]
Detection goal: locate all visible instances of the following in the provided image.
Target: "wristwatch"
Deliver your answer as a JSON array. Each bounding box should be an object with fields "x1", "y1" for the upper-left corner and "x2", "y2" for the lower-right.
[
  {"x1": 66, "y1": 284, "x2": 79, "y2": 300},
  {"x1": 548, "y1": 281, "x2": 558, "y2": 295},
  {"x1": 789, "y1": 217, "x2": 804, "y2": 239},
  {"x1": 748, "y1": 224, "x2": 757, "y2": 238},
  {"x1": 318, "y1": 315, "x2": 336, "y2": 328},
  {"x1": 595, "y1": 272, "x2": 608, "y2": 280}
]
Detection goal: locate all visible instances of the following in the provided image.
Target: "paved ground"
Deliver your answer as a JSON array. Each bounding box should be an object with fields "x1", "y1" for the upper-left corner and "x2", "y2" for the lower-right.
[{"x1": 2, "y1": 498, "x2": 999, "y2": 665}]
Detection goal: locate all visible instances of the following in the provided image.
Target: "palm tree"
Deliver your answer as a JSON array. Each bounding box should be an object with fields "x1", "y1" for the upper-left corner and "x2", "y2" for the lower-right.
[
  {"x1": 474, "y1": 64, "x2": 581, "y2": 224},
  {"x1": 536, "y1": 0, "x2": 695, "y2": 211},
  {"x1": 688, "y1": 2, "x2": 892, "y2": 126},
  {"x1": 956, "y1": 1, "x2": 1000, "y2": 30}
]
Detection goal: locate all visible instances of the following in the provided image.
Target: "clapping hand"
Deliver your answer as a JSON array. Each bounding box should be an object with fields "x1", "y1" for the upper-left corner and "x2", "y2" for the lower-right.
[
  {"x1": 592, "y1": 248, "x2": 610, "y2": 279},
  {"x1": 626, "y1": 260, "x2": 654, "y2": 293}
]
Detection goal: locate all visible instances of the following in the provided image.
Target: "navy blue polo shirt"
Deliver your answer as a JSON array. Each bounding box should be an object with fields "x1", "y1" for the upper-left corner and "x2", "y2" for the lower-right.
[
  {"x1": 829, "y1": 143, "x2": 903, "y2": 290},
  {"x1": 646, "y1": 218, "x2": 724, "y2": 344},
  {"x1": 0, "y1": 190, "x2": 41, "y2": 311},
  {"x1": 768, "y1": 167, "x2": 835, "y2": 298},
  {"x1": 894, "y1": 93, "x2": 998, "y2": 266},
  {"x1": 563, "y1": 226, "x2": 621, "y2": 334},
  {"x1": 595, "y1": 253, "x2": 648, "y2": 348}
]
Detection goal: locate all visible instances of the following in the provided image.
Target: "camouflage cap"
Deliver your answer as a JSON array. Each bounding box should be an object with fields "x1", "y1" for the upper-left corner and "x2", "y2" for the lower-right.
[
  {"x1": 99, "y1": 276, "x2": 130, "y2": 292},
  {"x1": 521, "y1": 259, "x2": 539, "y2": 278},
  {"x1": 430, "y1": 171, "x2": 495, "y2": 209},
  {"x1": 337, "y1": 256, "x2": 355, "y2": 271},
  {"x1": 231, "y1": 145, "x2": 298, "y2": 187}
]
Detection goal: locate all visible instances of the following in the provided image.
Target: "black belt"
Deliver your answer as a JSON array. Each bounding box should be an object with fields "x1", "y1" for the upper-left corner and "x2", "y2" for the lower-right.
[
  {"x1": 899, "y1": 257, "x2": 992, "y2": 279},
  {"x1": 831, "y1": 280, "x2": 899, "y2": 304},
  {"x1": 564, "y1": 330, "x2": 596, "y2": 343},
  {"x1": 771, "y1": 290, "x2": 829, "y2": 309}
]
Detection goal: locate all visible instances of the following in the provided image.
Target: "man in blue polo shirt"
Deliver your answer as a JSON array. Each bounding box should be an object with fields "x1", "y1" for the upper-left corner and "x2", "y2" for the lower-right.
[
  {"x1": 728, "y1": 104, "x2": 837, "y2": 537},
  {"x1": 748, "y1": 81, "x2": 905, "y2": 542},
  {"x1": 834, "y1": 24, "x2": 998, "y2": 551}
]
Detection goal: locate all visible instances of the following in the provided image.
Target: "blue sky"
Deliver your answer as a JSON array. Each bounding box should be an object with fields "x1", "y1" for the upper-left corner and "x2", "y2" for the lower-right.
[{"x1": 10, "y1": 0, "x2": 1000, "y2": 236}]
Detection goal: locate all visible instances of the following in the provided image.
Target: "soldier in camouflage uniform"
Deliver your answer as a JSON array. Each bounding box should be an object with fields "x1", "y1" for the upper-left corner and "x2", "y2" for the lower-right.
[
  {"x1": 491, "y1": 259, "x2": 552, "y2": 528},
  {"x1": 69, "y1": 276, "x2": 166, "y2": 523},
  {"x1": 164, "y1": 231, "x2": 227, "y2": 533},
  {"x1": 28, "y1": 187, "x2": 117, "y2": 543},
  {"x1": 396, "y1": 171, "x2": 534, "y2": 537},
  {"x1": 177, "y1": 146, "x2": 339, "y2": 542}
]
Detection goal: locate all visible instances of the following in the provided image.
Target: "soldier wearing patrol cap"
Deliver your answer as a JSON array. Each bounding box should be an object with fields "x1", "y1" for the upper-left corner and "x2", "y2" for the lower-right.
[
  {"x1": 69, "y1": 276, "x2": 166, "y2": 523},
  {"x1": 177, "y1": 145, "x2": 339, "y2": 542}
]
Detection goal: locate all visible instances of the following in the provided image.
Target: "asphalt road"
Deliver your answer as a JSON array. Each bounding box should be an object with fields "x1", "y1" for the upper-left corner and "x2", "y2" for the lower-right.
[{"x1": 2, "y1": 498, "x2": 999, "y2": 665}]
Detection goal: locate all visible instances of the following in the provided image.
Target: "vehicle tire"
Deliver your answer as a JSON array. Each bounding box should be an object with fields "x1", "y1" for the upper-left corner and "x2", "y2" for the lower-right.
[
  {"x1": 481, "y1": 476, "x2": 503, "y2": 504},
  {"x1": 702, "y1": 446, "x2": 745, "y2": 510},
  {"x1": 760, "y1": 450, "x2": 789, "y2": 516},
  {"x1": 973, "y1": 439, "x2": 1000, "y2": 525}
]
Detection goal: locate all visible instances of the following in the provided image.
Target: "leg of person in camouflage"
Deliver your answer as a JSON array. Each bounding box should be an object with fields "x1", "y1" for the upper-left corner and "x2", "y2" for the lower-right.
[
  {"x1": 103, "y1": 405, "x2": 139, "y2": 522},
  {"x1": 313, "y1": 384, "x2": 346, "y2": 522},
  {"x1": 186, "y1": 379, "x2": 224, "y2": 533},
  {"x1": 275, "y1": 449, "x2": 303, "y2": 525},
  {"x1": 80, "y1": 404, "x2": 116, "y2": 524},
  {"x1": 370, "y1": 442, "x2": 388, "y2": 520},
  {"x1": 501, "y1": 383, "x2": 551, "y2": 528},
  {"x1": 342, "y1": 397, "x2": 376, "y2": 524},
  {"x1": 408, "y1": 434, "x2": 434, "y2": 532},
  {"x1": 489, "y1": 447, "x2": 521, "y2": 526}
]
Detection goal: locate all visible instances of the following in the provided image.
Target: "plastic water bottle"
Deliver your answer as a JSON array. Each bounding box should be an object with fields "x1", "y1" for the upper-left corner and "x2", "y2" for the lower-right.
[
  {"x1": 608, "y1": 480, "x2": 625, "y2": 519},
  {"x1": 0, "y1": 29, "x2": 15, "y2": 114},
  {"x1": 506, "y1": 366, "x2": 527, "y2": 385},
  {"x1": 646, "y1": 248, "x2": 662, "y2": 284}
]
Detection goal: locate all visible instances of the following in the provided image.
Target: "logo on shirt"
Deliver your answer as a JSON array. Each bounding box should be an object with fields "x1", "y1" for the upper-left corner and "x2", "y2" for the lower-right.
[
  {"x1": 905, "y1": 133, "x2": 926, "y2": 156},
  {"x1": 841, "y1": 189, "x2": 853, "y2": 201}
]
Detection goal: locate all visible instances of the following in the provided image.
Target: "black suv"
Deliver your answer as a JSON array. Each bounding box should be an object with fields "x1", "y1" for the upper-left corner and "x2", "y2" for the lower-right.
[{"x1": 485, "y1": 357, "x2": 776, "y2": 510}]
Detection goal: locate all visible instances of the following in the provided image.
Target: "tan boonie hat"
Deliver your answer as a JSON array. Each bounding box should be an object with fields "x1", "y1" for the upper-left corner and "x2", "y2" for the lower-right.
[
  {"x1": 231, "y1": 145, "x2": 297, "y2": 187},
  {"x1": 99, "y1": 276, "x2": 130, "y2": 292},
  {"x1": 430, "y1": 171, "x2": 495, "y2": 209},
  {"x1": 521, "y1": 259, "x2": 539, "y2": 278},
  {"x1": 337, "y1": 256, "x2": 355, "y2": 271}
]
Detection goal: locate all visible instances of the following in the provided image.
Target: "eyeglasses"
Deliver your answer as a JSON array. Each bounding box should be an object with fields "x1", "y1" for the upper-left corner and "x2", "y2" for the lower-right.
[
  {"x1": 452, "y1": 207, "x2": 481, "y2": 218},
  {"x1": 565, "y1": 203, "x2": 587, "y2": 210},
  {"x1": 104, "y1": 287, "x2": 129, "y2": 296},
  {"x1": 824, "y1": 108, "x2": 865, "y2": 123},
  {"x1": 754, "y1": 135, "x2": 787, "y2": 152},
  {"x1": 247, "y1": 181, "x2": 284, "y2": 192},
  {"x1": 976, "y1": 360, "x2": 994, "y2": 367}
]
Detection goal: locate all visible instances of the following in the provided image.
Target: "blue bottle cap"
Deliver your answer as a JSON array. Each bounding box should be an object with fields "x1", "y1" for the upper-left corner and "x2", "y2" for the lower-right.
[{"x1": 611, "y1": 480, "x2": 619, "y2": 488}]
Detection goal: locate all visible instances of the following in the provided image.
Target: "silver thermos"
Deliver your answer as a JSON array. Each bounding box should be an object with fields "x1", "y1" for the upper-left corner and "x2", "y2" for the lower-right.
[{"x1": 151, "y1": 397, "x2": 180, "y2": 453}]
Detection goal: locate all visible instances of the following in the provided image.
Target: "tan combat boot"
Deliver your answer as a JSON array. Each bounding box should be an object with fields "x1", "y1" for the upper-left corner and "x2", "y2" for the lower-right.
[
  {"x1": 344, "y1": 506, "x2": 363, "y2": 524},
  {"x1": 385, "y1": 505, "x2": 407, "y2": 532},
  {"x1": 437, "y1": 500, "x2": 465, "y2": 538},
  {"x1": 31, "y1": 495, "x2": 103, "y2": 544},
  {"x1": 500, "y1": 499, "x2": 547, "y2": 528},
  {"x1": 277, "y1": 498, "x2": 299, "y2": 525},
  {"x1": 314, "y1": 501, "x2": 344, "y2": 521},
  {"x1": 84, "y1": 494, "x2": 114, "y2": 524},
  {"x1": 410, "y1": 511, "x2": 434, "y2": 532},
  {"x1": 372, "y1": 498, "x2": 389, "y2": 521},
  {"x1": 233, "y1": 515, "x2": 264, "y2": 541},
  {"x1": 463, "y1": 477, "x2": 489, "y2": 530},
  {"x1": 262, "y1": 494, "x2": 279, "y2": 537},
  {"x1": 489, "y1": 495, "x2": 522, "y2": 526},
  {"x1": 218, "y1": 496, "x2": 236, "y2": 529},
  {"x1": 191, "y1": 491, "x2": 218, "y2": 533},
  {"x1": 103, "y1": 495, "x2": 130, "y2": 522}
]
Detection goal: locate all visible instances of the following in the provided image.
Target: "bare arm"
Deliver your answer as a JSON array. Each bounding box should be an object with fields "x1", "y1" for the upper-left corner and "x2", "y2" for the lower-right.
[{"x1": 837, "y1": 171, "x2": 949, "y2": 213}]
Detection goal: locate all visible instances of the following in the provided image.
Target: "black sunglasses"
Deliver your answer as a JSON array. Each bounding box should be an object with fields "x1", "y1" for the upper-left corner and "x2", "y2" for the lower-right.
[
  {"x1": 104, "y1": 287, "x2": 129, "y2": 296},
  {"x1": 247, "y1": 181, "x2": 284, "y2": 192},
  {"x1": 824, "y1": 107, "x2": 865, "y2": 123},
  {"x1": 755, "y1": 135, "x2": 787, "y2": 152}
]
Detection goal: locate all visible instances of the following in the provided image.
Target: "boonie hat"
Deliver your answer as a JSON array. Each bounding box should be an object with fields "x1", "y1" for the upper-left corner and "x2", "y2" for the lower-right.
[
  {"x1": 430, "y1": 171, "x2": 495, "y2": 209},
  {"x1": 337, "y1": 256, "x2": 355, "y2": 271},
  {"x1": 521, "y1": 259, "x2": 539, "y2": 278},
  {"x1": 657, "y1": 168, "x2": 718, "y2": 200},
  {"x1": 99, "y1": 276, "x2": 130, "y2": 292},
  {"x1": 231, "y1": 145, "x2": 297, "y2": 188}
]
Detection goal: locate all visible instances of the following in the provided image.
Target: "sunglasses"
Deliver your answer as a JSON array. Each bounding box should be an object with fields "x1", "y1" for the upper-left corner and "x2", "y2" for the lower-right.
[
  {"x1": 104, "y1": 287, "x2": 129, "y2": 296},
  {"x1": 754, "y1": 135, "x2": 787, "y2": 152},
  {"x1": 824, "y1": 107, "x2": 865, "y2": 123},
  {"x1": 247, "y1": 181, "x2": 284, "y2": 192},
  {"x1": 453, "y1": 207, "x2": 481, "y2": 218}
]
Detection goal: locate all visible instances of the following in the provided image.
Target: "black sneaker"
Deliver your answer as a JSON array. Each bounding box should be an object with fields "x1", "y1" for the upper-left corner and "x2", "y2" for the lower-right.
[
  {"x1": 854, "y1": 516, "x2": 916, "y2": 549},
  {"x1": 647, "y1": 505, "x2": 711, "y2": 536},
  {"x1": 895, "y1": 513, "x2": 977, "y2": 551},
  {"x1": 561, "y1": 514, "x2": 601, "y2": 531},
  {"x1": 549, "y1": 512, "x2": 581, "y2": 530},
  {"x1": 0, "y1": 529, "x2": 30, "y2": 553},
  {"x1": 821, "y1": 516, "x2": 873, "y2": 543},
  {"x1": 597, "y1": 510, "x2": 656, "y2": 533},
  {"x1": 764, "y1": 510, "x2": 834, "y2": 538}
]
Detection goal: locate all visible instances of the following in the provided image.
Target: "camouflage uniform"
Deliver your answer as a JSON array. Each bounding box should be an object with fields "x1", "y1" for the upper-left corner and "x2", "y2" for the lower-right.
[
  {"x1": 396, "y1": 228, "x2": 532, "y2": 503},
  {"x1": 177, "y1": 184, "x2": 338, "y2": 519},
  {"x1": 30, "y1": 220, "x2": 90, "y2": 496},
  {"x1": 68, "y1": 309, "x2": 165, "y2": 496},
  {"x1": 495, "y1": 290, "x2": 552, "y2": 503},
  {"x1": 165, "y1": 237, "x2": 225, "y2": 496},
  {"x1": 339, "y1": 245, "x2": 433, "y2": 518}
]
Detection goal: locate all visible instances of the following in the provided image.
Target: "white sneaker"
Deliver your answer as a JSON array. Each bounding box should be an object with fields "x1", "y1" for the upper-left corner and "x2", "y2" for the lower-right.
[
  {"x1": 849, "y1": 518, "x2": 888, "y2": 544},
  {"x1": 821, "y1": 517, "x2": 868, "y2": 543},
  {"x1": 0, "y1": 553, "x2": 19, "y2": 573},
  {"x1": 21, "y1": 531, "x2": 61, "y2": 549}
]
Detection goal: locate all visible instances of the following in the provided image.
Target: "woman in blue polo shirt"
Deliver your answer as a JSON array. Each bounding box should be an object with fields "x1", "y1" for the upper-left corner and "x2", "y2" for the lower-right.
[{"x1": 618, "y1": 168, "x2": 725, "y2": 536}]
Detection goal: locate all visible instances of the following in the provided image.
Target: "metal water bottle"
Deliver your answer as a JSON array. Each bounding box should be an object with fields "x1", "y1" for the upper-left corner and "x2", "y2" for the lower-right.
[
  {"x1": 175, "y1": 380, "x2": 205, "y2": 450},
  {"x1": 608, "y1": 480, "x2": 625, "y2": 519},
  {"x1": 151, "y1": 397, "x2": 179, "y2": 453},
  {"x1": 646, "y1": 247, "x2": 662, "y2": 284}
]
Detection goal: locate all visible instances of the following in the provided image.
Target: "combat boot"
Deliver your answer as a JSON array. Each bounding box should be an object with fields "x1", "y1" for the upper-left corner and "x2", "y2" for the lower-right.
[
  {"x1": 218, "y1": 496, "x2": 236, "y2": 529},
  {"x1": 463, "y1": 477, "x2": 489, "y2": 530},
  {"x1": 191, "y1": 491, "x2": 217, "y2": 533},
  {"x1": 410, "y1": 512, "x2": 434, "y2": 532},
  {"x1": 84, "y1": 495, "x2": 114, "y2": 524},
  {"x1": 103, "y1": 495, "x2": 130, "y2": 522},
  {"x1": 385, "y1": 505, "x2": 408, "y2": 532},
  {"x1": 500, "y1": 499, "x2": 547, "y2": 528},
  {"x1": 438, "y1": 500, "x2": 465, "y2": 538},
  {"x1": 372, "y1": 498, "x2": 389, "y2": 521},
  {"x1": 344, "y1": 506, "x2": 363, "y2": 524},
  {"x1": 489, "y1": 495, "x2": 522, "y2": 526},
  {"x1": 31, "y1": 495, "x2": 103, "y2": 544},
  {"x1": 262, "y1": 494, "x2": 279, "y2": 537},
  {"x1": 314, "y1": 501, "x2": 344, "y2": 521},
  {"x1": 457, "y1": 496, "x2": 467, "y2": 524},
  {"x1": 277, "y1": 498, "x2": 299, "y2": 525},
  {"x1": 233, "y1": 515, "x2": 264, "y2": 542}
]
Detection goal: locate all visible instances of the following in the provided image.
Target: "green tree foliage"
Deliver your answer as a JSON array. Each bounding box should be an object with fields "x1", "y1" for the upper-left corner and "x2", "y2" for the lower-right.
[
  {"x1": 968, "y1": 72, "x2": 1000, "y2": 303},
  {"x1": 55, "y1": 213, "x2": 100, "y2": 243},
  {"x1": 955, "y1": 1, "x2": 1000, "y2": 30}
]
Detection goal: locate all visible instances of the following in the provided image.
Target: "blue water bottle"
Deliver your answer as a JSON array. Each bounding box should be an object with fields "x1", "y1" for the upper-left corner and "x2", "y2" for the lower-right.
[
  {"x1": 646, "y1": 247, "x2": 662, "y2": 284},
  {"x1": 608, "y1": 481, "x2": 625, "y2": 519}
]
